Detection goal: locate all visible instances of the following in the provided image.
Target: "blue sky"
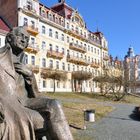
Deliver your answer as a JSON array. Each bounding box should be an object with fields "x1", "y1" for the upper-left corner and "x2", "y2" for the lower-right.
[{"x1": 40, "y1": 0, "x2": 140, "y2": 59}]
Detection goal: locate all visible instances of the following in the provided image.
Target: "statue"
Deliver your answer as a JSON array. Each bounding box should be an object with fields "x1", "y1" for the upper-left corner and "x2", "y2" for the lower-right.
[{"x1": 0, "y1": 27, "x2": 73, "y2": 140}]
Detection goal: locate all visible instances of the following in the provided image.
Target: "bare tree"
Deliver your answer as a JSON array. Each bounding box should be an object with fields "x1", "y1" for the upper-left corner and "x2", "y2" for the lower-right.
[
  {"x1": 41, "y1": 70, "x2": 67, "y2": 93},
  {"x1": 72, "y1": 71, "x2": 92, "y2": 93}
]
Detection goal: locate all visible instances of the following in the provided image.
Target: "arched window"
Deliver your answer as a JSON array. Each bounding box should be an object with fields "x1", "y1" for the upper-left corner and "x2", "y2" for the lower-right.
[{"x1": 42, "y1": 58, "x2": 46, "y2": 67}]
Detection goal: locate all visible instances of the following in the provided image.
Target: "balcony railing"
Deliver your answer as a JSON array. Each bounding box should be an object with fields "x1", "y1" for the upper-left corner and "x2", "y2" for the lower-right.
[
  {"x1": 24, "y1": 44, "x2": 40, "y2": 54},
  {"x1": 25, "y1": 25, "x2": 39, "y2": 36},
  {"x1": 40, "y1": 13, "x2": 65, "y2": 30},
  {"x1": 26, "y1": 64, "x2": 39, "y2": 73},
  {"x1": 23, "y1": 5, "x2": 38, "y2": 17},
  {"x1": 90, "y1": 62, "x2": 100, "y2": 68},
  {"x1": 103, "y1": 55, "x2": 109, "y2": 61},
  {"x1": 64, "y1": 29, "x2": 87, "y2": 41},
  {"x1": 88, "y1": 36, "x2": 101, "y2": 46},
  {"x1": 47, "y1": 50, "x2": 64, "y2": 59},
  {"x1": 67, "y1": 55, "x2": 89, "y2": 66},
  {"x1": 69, "y1": 43, "x2": 86, "y2": 53}
]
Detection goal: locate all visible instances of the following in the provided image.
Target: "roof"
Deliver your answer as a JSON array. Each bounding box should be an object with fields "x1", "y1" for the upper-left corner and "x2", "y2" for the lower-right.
[
  {"x1": 0, "y1": 17, "x2": 10, "y2": 32},
  {"x1": 50, "y1": 2, "x2": 73, "y2": 18}
]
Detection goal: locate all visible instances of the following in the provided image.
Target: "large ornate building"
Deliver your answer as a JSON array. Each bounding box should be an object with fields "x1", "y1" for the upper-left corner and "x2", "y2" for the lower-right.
[
  {"x1": 0, "y1": 0, "x2": 109, "y2": 92},
  {"x1": 124, "y1": 47, "x2": 140, "y2": 93}
]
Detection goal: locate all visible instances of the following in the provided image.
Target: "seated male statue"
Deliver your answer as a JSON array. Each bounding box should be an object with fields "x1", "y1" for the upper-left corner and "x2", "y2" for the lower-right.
[{"x1": 0, "y1": 26, "x2": 73, "y2": 140}]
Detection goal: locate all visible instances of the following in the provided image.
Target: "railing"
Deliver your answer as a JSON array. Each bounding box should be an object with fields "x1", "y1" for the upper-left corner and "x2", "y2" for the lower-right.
[
  {"x1": 25, "y1": 25, "x2": 39, "y2": 36},
  {"x1": 23, "y1": 5, "x2": 36, "y2": 13},
  {"x1": 26, "y1": 64, "x2": 39, "y2": 73},
  {"x1": 64, "y1": 29, "x2": 87, "y2": 41},
  {"x1": 69, "y1": 43, "x2": 86, "y2": 53},
  {"x1": 103, "y1": 55, "x2": 109, "y2": 61},
  {"x1": 67, "y1": 55, "x2": 89, "y2": 66},
  {"x1": 24, "y1": 44, "x2": 40, "y2": 54},
  {"x1": 47, "y1": 50, "x2": 64, "y2": 59},
  {"x1": 90, "y1": 62, "x2": 100, "y2": 68},
  {"x1": 40, "y1": 13, "x2": 65, "y2": 30}
]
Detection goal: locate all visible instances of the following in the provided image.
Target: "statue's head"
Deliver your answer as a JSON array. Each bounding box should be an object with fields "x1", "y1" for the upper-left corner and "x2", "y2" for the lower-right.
[{"x1": 5, "y1": 26, "x2": 30, "y2": 55}]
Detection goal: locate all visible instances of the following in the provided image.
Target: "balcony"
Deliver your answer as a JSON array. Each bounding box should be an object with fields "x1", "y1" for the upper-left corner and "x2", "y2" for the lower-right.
[
  {"x1": 25, "y1": 25, "x2": 39, "y2": 36},
  {"x1": 26, "y1": 64, "x2": 39, "y2": 73},
  {"x1": 69, "y1": 43, "x2": 86, "y2": 53},
  {"x1": 90, "y1": 62, "x2": 100, "y2": 68},
  {"x1": 23, "y1": 5, "x2": 38, "y2": 17},
  {"x1": 24, "y1": 44, "x2": 39, "y2": 54},
  {"x1": 103, "y1": 47, "x2": 108, "y2": 51},
  {"x1": 41, "y1": 67, "x2": 53, "y2": 78},
  {"x1": 103, "y1": 55, "x2": 109, "y2": 61},
  {"x1": 67, "y1": 55, "x2": 89, "y2": 66},
  {"x1": 47, "y1": 50, "x2": 64, "y2": 59},
  {"x1": 88, "y1": 36, "x2": 101, "y2": 47},
  {"x1": 40, "y1": 14, "x2": 64, "y2": 30},
  {"x1": 64, "y1": 29, "x2": 87, "y2": 42}
]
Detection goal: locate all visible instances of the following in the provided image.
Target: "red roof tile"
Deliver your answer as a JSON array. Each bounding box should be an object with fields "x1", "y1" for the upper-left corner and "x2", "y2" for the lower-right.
[{"x1": 0, "y1": 18, "x2": 10, "y2": 32}]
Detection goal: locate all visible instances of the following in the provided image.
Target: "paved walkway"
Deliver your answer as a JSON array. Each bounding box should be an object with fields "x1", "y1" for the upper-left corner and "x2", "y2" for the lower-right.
[{"x1": 76, "y1": 103, "x2": 140, "y2": 140}]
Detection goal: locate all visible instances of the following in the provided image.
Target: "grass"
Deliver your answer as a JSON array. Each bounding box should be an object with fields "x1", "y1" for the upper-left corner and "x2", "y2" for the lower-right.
[
  {"x1": 43, "y1": 92, "x2": 140, "y2": 139},
  {"x1": 43, "y1": 92, "x2": 114, "y2": 139}
]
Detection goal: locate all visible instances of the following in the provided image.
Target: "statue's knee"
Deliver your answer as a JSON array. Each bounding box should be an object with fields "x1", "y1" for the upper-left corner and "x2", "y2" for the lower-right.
[{"x1": 50, "y1": 99, "x2": 62, "y2": 110}]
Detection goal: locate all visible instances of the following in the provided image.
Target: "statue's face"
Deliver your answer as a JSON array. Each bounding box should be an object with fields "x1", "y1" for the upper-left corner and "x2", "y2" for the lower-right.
[{"x1": 15, "y1": 28, "x2": 29, "y2": 50}]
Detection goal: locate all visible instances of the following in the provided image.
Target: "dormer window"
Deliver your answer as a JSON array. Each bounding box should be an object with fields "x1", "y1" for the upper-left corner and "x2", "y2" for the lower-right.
[
  {"x1": 41, "y1": 9, "x2": 46, "y2": 17},
  {"x1": 27, "y1": 0, "x2": 33, "y2": 10}
]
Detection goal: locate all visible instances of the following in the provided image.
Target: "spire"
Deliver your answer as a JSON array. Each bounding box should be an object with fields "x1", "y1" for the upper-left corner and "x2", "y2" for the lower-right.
[{"x1": 127, "y1": 46, "x2": 135, "y2": 58}]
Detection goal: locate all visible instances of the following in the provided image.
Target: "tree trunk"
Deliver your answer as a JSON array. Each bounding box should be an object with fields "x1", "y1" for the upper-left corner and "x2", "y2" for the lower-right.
[
  {"x1": 80, "y1": 80, "x2": 83, "y2": 93},
  {"x1": 53, "y1": 79, "x2": 56, "y2": 93}
]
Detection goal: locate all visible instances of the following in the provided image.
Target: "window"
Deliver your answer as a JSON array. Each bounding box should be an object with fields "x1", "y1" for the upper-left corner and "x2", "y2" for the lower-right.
[
  {"x1": 23, "y1": 18, "x2": 28, "y2": 26},
  {"x1": 77, "y1": 65, "x2": 79, "y2": 71},
  {"x1": 49, "y1": 60, "x2": 53, "y2": 68},
  {"x1": 27, "y1": 0, "x2": 33, "y2": 10},
  {"x1": 91, "y1": 47, "x2": 93, "y2": 52},
  {"x1": 56, "y1": 46, "x2": 59, "y2": 53},
  {"x1": 50, "y1": 80, "x2": 53, "y2": 88},
  {"x1": 49, "y1": 44, "x2": 52, "y2": 51},
  {"x1": 42, "y1": 41, "x2": 46, "y2": 50},
  {"x1": 61, "y1": 34, "x2": 64, "y2": 41},
  {"x1": 68, "y1": 64, "x2": 70, "y2": 71},
  {"x1": 49, "y1": 29, "x2": 52, "y2": 37},
  {"x1": 62, "y1": 48, "x2": 65, "y2": 54},
  {"x1": 73, "y1": 65, "x2": 75, "y2": 71},
  {"x1": 56, "y1": 61, "x2": 59, "y2": 69},
  {"x1": 31, "y1": 37, "x2": 35, "y2": 45},
  {"x1": 94, "y1": 48, "x2": 96, "y2": 54},
  {"x1": 55, "y1": 31, "x2": 58, "y2": 39},
  {"x1": 42, "y1": 58, "x2": 46, "y2": 67},
  {"x1": 62, "y1": 62, "x2": 65, "y2": 70},
  {"x1": 0, "y1": 38, "x2": 1, "y2": 47},
  {"x1": 31, "y1": 56, "x2": 35, "y2": 65},
  {"x1": 67, "y1": 22, "x2": 69, "y2": 29},
  {"x1": 71, "y1": 25, "x2": 74, "y2": 31},
  {"x1": 67, "y1": 36, "x2": 69, "y2": 43},
  {"x1": 42, "y1": 26, "x2": 46, "y2": 34},
  {"x1": 24, "y1": 54, "x2": 28, "y2": 64},
  {"x1": 31, "y1": 20, "x2": 35, "y2": 29},
  {"x1": 43, "y1": 80, "x2": 46, "y2": 88},
  {"x1": 88, "y1": 45, "x2": 90, "y2": 51},
  {"x1": 57, "y1": 81, "x2": 60, "y2": 88},
  {"x1": 63, "y1": 82, "x2": 66, "y2": 88}
]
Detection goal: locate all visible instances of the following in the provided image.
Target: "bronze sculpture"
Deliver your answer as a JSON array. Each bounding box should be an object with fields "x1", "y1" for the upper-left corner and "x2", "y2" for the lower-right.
[{"x1": 0, "y1": 27, "x2": 73, "y2": 140}]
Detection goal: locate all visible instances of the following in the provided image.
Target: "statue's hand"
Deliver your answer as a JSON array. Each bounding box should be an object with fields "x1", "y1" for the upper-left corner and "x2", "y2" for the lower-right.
[{"x1": 0, "y1": 103, "x2": 5, "y2": 123}]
